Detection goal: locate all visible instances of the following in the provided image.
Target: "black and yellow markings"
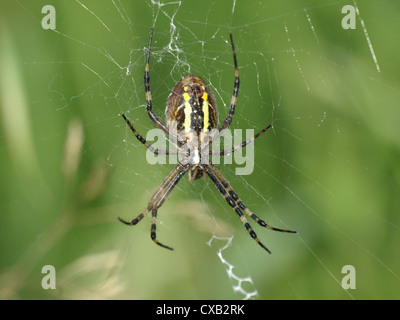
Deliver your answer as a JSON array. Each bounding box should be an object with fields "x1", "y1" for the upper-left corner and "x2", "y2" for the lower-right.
[
  {"x1": 182, "y1": 86, "x2": 192, "y2": 133},
  {"x1": 166, "y1": 76, "x2": 217, "y2": 137},
  {"x1": 180, "y1": 85, "x2": 211, "y2": 133},
  {"x1": 202, "y1": 90, "x2": 210, "y2": 132}
]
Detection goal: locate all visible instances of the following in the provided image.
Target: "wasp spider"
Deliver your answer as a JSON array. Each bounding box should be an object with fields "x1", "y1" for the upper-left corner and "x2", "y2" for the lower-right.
[{"x1": 119, "y1": 28, "x2": 296, "y2": 253}]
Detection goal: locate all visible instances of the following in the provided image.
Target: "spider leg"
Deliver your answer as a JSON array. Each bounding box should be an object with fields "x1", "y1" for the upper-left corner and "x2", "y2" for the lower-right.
[
  {"x1": 148, "y1": 164, "x2": 189, "y2": 250},
  {"x1": 151, "y1": 209, "x2": 173, "y2": 250},
  {"x1": 118, "y1": 163, "x2": 189, "y2": 250},
  {"x1": 219, "y1": 33, "x2": 239, "y2": 133},
  {"x1": 122, "y1": 113, "x2": 175, "y2": 155},
  {"x1": 204, "y1": 164, "x2": 272, "y2": 253},
  {"x1": 144, "y1": 28, "x2": 170, "y2": 136},
  {"x1": 210, "y1": 124, "x2": 272, "y2": 156},
  {"x1": 118, "y1": 209, "x2": 149, "y2": 226},
  {"x1": 143, "y1": 28, "x2": 181, "y2": 146},
  {"x1": 211, "y1": 164, "x2": 297, "y2": 234}
]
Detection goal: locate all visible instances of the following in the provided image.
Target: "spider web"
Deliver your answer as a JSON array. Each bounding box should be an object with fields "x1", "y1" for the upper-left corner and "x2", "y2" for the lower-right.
[{"x1": 1, "y1": 0, "x2": 400, "y2": 300}]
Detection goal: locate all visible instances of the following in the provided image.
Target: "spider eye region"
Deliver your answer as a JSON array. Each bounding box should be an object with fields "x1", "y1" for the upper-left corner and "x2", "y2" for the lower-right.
[{"x1": 166, "y1": 75, "x2": 218, "y2": 134}]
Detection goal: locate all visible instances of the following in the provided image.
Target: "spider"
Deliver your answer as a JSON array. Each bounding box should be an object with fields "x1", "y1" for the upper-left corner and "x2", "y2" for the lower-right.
[{"x1": 119, "y1": 28, "x2": 297, "y2": 253}]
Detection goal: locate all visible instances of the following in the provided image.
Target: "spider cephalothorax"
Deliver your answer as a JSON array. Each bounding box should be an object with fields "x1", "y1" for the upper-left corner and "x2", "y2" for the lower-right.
[{"x1": 119, "y1": 28, "x2": 296, "y2": 252}]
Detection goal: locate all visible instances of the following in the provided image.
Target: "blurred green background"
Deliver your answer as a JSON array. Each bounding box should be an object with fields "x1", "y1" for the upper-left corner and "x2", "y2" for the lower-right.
[{"x1": 1, "y1": 0, "x2": 399, "y2": 299}]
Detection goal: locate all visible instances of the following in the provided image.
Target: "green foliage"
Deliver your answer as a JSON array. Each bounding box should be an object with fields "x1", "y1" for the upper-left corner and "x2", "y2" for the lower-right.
[{"x1": 0, "y1": 0, "x2": 399, "y2": 299}]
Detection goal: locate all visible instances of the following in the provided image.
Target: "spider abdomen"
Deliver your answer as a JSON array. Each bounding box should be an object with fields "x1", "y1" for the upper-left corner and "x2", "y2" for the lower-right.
[{"x1": 166, "y1": 75, "x2": 218, "y2": 135}]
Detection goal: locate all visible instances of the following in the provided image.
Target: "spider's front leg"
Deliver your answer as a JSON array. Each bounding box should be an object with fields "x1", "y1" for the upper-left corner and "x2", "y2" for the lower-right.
[
  {"x1": 118, "y1": 163, "x2": 189, "y2": 250},
  {"x1": 204, "y1": 164, "x2": 297, "y2": 253},
  {"x1": 204, "y1": 164, "x2": 273, "y2": 253},
  {"x1": 211, "y1": 164, "x2": 297, "y2": 234}
]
